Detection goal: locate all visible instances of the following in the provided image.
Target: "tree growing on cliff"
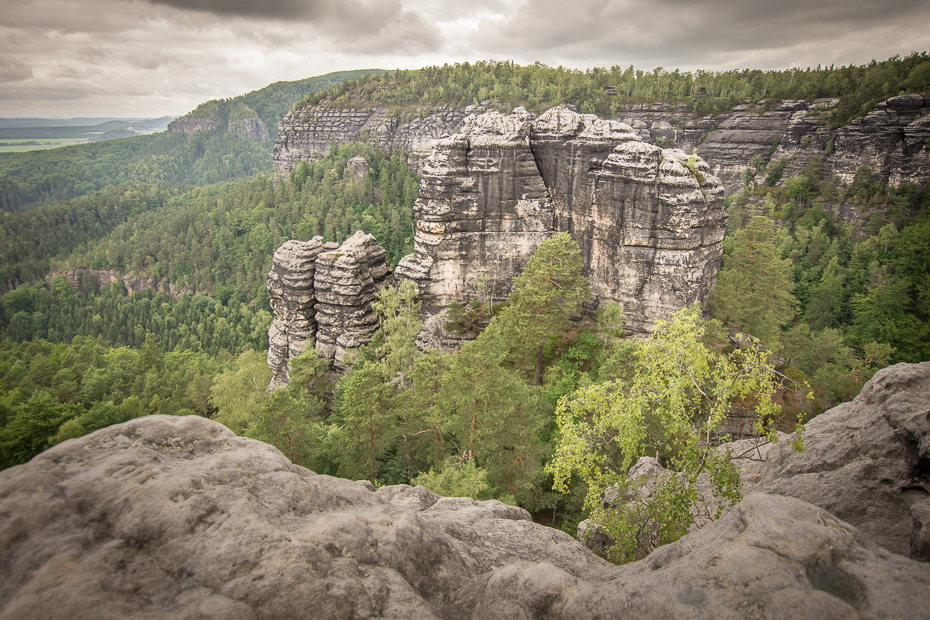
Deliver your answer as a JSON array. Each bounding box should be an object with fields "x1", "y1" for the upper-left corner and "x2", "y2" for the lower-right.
[{"x1": 548, "y1": 305, "x2": 802, "y2": 563}]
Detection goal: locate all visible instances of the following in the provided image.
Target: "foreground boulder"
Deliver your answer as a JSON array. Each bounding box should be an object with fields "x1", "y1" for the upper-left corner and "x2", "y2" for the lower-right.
[
  {"x1": 732, "y1": 361, "x2": 930, "y2": 559},
  {"x1": 2, "y1": 415, "x2": 929, "y2": 619}
]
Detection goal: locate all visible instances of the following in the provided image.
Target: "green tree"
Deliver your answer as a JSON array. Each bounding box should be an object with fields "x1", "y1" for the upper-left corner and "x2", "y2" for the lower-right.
[
  {"x1": 711, "y1": 216, "x2": 798, "y2": 351},
  {"x1": 548, "y1": 305, "x2": 800, "y2": 563}
]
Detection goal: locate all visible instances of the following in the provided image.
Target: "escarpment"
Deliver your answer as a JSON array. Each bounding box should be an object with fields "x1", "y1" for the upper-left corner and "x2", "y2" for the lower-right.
[
  {"x1": 614, "y1": 94, "x2": 930, "y2": 192},
  {"x1": 395, "y1": 106, "x2": 726, "y2": 333},
  {"x1": 273, "y1": 104, "x2": 466, "y2": 181},
  {"x1": 267, "y1": 232, "x2": 389, "y2": 384}
]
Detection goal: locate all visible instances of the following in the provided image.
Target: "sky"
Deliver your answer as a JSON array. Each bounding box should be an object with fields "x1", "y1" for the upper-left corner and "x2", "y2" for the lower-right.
[{"x1": 1, "y1": 0, "x2": 929, "y2": 119}]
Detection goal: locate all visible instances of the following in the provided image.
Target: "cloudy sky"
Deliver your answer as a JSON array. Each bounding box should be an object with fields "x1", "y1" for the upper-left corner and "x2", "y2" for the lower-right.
[{"x1": 2, "y1": 0, "x2": 929, "y2": 119}]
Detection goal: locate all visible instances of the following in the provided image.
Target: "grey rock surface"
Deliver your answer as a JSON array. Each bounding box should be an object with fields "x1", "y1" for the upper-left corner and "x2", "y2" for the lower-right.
[
  {"x1": 731, "y1": 361, "x2": 930, "y2": 558},
  {"x1": 396, "y1": 106, "x2": 726, "y2": 331},
  {"x1": 266, "y1": 237, "x2": 325, "y2": 387},
  {"x1": 227, "y1": 117, "x2": 269, "y2": 141},
  {"x1": 313, "y1": 231, "x2": 391, "y2": 370},
  {"x1": 167, "y1": 118, "x2": 218, "y2": 135},
  {"x1": 273, "y1": 105, "x2": 466, "y2": 182},
  {"x1": 3, "y1": 415, "x2": 929, "y2": 619}
]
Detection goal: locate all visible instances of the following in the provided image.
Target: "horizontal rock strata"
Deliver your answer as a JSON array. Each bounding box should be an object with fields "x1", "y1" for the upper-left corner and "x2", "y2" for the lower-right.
[
  {"x1": 313, "y1": 231, "x2": 391, "y2": 370},
  {"x1": 396, "y1": 106, "x2": 726, "y2": 332},
  {"x1": 266, "y1": 237, "x2": 325, "y2": 388},
  {"x1": 2, "y1": 414, "x2": 928, "y2": 619},
  {"x1": 273, "y1": 104, "x2": 466, "y2": 182}
]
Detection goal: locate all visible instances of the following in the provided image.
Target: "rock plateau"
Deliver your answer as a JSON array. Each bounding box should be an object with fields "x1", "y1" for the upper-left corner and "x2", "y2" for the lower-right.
[{"x1": 2, "y1": 409, "x2": 930, "y2": 619}]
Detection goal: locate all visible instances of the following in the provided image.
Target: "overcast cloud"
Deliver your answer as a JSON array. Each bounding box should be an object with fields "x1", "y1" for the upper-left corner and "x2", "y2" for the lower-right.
[{"x1": 1, "y1": 0, "x2": 928, "y2": 118}]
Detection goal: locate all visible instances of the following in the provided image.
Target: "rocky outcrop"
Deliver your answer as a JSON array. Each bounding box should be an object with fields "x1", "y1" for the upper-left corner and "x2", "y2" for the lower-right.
[
  {"x1": 313, "y1": 231, "x2": 391, "y2": 369},
  {"x1": 3, "y1": 414, "x2": 929, "y2": 619},
  {"x1": 396, "y1": 106, "x2": 726, "y2": 332},
  {"x1": 726, "y1": 361, "x2": 930, "y2": 559},
  {"x1": 266, "y1": 232, "x2": 390, "y2": 381},
  {"x1": 45, "y1": 268, "x2": 188, "y2": 301},
  {"x1": 167, "y1": 118, "x2": 218, "y2": 135},
  {"x1": 615, "y1": 94, "x2": 930, "y2": 193},
  {"x1": 273, "y1": 105, "x2": 465, "y2": 182},
  {"x1": 266, "y1": 238, "x2": 325, "y2": 388},
  {"x1": 227, "y1": 117, "x2": 269, "y2": 140}
]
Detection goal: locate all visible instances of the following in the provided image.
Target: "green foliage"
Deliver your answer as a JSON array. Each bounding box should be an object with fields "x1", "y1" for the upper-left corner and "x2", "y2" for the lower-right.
[
  {"x1": 548, "y1": 306, "x2": 798, "y2": 563},
  {"x1": 299, "y1": 54, "x2": 930, "y2": 128},
  {"x1": 712, "y1": 216, "x2": 798, "y2": 352},
  {"x1": 413, "y1": 460, "x2": 496, "y2": 501}
]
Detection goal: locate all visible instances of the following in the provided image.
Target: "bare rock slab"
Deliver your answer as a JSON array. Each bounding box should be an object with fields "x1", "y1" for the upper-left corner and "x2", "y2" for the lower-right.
[{"x1": 3, "y1": 415, "x2": 930, "y2": 619}]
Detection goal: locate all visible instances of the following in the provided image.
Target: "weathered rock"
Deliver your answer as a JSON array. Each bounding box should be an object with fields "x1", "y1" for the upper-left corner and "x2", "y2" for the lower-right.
[
  {"x1": 227, "y1": 117, "x2": 269, "y2": 140},
  {"x1": 731, "y1": 361, "x2": 930, "y2": 558},
  {"x1": 265, "y1": 237, "x2": 325, "y2": 388},
  {"x1": 395, "y1": 108, "x2": 554, "y2": 308},
  {"x1": 614, "y1": 94, "x2": 930, "y2": 193},
  {"x1": 313, "y1": 231, "x2": 391, "y2": 369},
  {"x1": 44, "y1": 268, "x2": 188, "y2": 301},
  {"x1": 167, "y1": 118, "x2": 218, "y2": 135},
  {"x1": 2, "y1": 415, "x2": 929, "y2": 619},
  {"x1": 396, "y1": 106, "x2": 726, "y2": 331},
  {"x1": 273, "y1": 105, "x2": 466, "y2": 182}
]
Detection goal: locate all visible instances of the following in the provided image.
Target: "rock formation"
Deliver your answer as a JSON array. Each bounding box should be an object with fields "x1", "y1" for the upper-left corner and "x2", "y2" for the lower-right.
[
  {"x1": 266, "y1": 232, "x2": 390, "y2": 382},
  {"x1": 273, "y1": 105, "x2": 465, "y2": 181},
  {"x1": 167, "y1": 118, "x2": 218, "y2": 135},
  {"x1": 227, "y1": 117, "x2": 269, "y2": 140},
  {"x1": 614, "y1": 94, "x2": 930, "y2": 193},
  {"x1": 3, "y1": 414, "x2": 929, "y2": 619},
  {"x1": 395, "y1": 106, "x2": 726, "y2": 332},
  {"x1": 44, "y1": 268, "x2": 188, "y2": 301},
  {"x1": 313, "y1": 231, "x2": 391, "y2": 369},
  {"x1": 274, "y1": 94, "x2": 930, "y2": 197},
  {"x1": 729, "y1": 361, "x2": 930, "y2": 559},
  {"x1": 266, "y1": 238, "x2": 325, "y2": 388}
]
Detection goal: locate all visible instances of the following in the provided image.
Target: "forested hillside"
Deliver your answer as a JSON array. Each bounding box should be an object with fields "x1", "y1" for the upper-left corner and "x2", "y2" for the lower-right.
[
  {"x1": 0, "y1": 70, "x2": 383, "y2": 212},
  {"x1": 301, "y1": 54, "x2": 930, "y2": 127},
  {"x1": 1, "y1": 59, "x2": 929, "y2": 563}
]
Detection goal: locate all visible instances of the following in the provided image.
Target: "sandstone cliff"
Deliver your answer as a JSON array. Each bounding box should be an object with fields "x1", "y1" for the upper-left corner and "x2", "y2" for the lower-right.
[
  {"x1": 395, "y1": 106, "x2": 726, "y2": 333},
  {"x1": 266, "y1": 231, "x2": 390, "y2": 383},
  {"x1": 616, "y1": 94, "x2": 930, "y2": 193},
  {"x1": 2, "y1": 413, "x2": 928, "y2": 619},
  {"x1": 273, "y1": 104, "x2": 465, "y2": 181},
  {"x1": 227, "y1": 117, "x2": 269, "y2": 140},
  {"x1": 45, "y1": 268, "x2": 189, "y2": 301},
  {"x1": 274, "y1": 94, "x2": 930, "y2": 196},
  {"x1": 166, "y1": 118, "x2": 218, "y2": 135}
]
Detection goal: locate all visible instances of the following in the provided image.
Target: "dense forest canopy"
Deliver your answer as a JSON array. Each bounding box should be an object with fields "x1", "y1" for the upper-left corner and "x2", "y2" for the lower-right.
[
  {"x1": 300, "y1": 53, "x2": 930, "y2": 128},
  {"x1": 1, "y1": 58, "x2": 929, "y2": 562}
]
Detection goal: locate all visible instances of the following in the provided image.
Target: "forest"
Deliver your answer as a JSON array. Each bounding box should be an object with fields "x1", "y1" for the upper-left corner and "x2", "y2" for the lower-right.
[{"x1": 1, "y1": 59, "x2": 929, "y2": 563}]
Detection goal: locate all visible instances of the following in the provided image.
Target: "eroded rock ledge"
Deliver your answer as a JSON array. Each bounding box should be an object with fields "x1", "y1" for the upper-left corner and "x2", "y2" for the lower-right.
[
  {"x1": 2, "y1": 412, "x2": 929, "y2": 619},
  {"x1": 395, "y1": 106, "x2": 726, "y2": 332}
]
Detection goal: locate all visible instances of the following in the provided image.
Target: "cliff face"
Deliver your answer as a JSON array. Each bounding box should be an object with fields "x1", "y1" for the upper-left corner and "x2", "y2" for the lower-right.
[
  {"x1": 273, "y1": 104, "x2": 465, "y2": 181},
  {"x1": 266, "y1": 231, "x2": 389, "y2": 384},
  {"x1": 166, "y1": 118, "x2": 217, "y2": 135},
  {"x1": 45, "y1": 268, "x2": 188, "y2": 301},
  {"x1": 273, "y1": 95, "x2": 930, "y2": 195},
  {"x1": 615, "y1": 94, "x2": 930, "y2": 193},
  {"x1": 227, "y1": 117, "x2": 269, "y2": 140},
  {"x1": 395, "y1": 106, "x2": 726, "y2": 333}
]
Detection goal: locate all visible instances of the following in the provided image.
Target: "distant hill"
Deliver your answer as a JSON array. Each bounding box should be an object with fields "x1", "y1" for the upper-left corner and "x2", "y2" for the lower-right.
[
  {"x1": 0, "y1": 71, "x2": 383, "y2": 211},
  {"x1": 0, "y1": 117, "x2": 176, "y2": 140},
  {"x1": 179, "y1": 69, "x2": 385, "y2": 141},
  {"x1": 0, "y1": 117, "x2": 175, "y2": 129}
]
